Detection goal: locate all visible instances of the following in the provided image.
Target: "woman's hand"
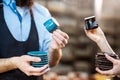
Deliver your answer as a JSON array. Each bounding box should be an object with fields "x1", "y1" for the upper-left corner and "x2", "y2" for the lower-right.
[
  {"x1": 84, "y1": 27, "x2": 105, "y2": 43},
  {"x1": 96, "y1": 54, "x2": 120, "y2": 77},
  {"x1": 10, "y1": 55, "x2": 50, "y2": 76},
  {"x1": 84, "y1": 27, "x2": 115, "y2": 53}
]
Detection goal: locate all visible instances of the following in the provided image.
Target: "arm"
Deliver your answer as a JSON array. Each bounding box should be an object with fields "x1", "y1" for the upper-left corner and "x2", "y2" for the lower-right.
[
  {"x1": 85, "y1": 27, "x2": 120, "y2": 77},
  {"x1": 0, "y1": 58, "x2": 17, "y2": 73},
  {"x1": 0, "y1": 55, "x2": 49, "y2": 76},
  {"x1": 84, "y1": 27, "x2": 115, "y2": 54},
  {"x1": 48, "y1": 47, "x2": 62, "y2": 67},
  {"x1": 48, "y1": 29, "x2": 69, "y2": 67},
  {"x1": 33, "y1": 2, "x2": 69, "y2": 67}
]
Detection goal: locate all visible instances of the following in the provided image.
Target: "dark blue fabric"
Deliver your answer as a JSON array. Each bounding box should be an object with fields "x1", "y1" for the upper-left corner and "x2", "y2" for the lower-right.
[
  {"x1": 0, "y1": 0, "x2": 3, "y2": 8},
  {"x1": 0, "y1": 1, "x2": 43, "y2": 79}
]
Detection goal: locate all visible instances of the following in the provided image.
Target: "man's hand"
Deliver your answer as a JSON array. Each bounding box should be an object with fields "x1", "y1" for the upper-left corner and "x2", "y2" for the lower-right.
[
  {"x1": 51, "y1": 29, "x2": 69, "y2": 49},
  {"x1": 10, "y1": 55, "x2": 50, "y2": 76},
  {"x1": 48, "y1": 29, "x2": 69, "y2": 67}
]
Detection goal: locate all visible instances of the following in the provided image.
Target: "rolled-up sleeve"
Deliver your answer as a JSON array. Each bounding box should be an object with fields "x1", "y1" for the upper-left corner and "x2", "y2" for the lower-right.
[{"x1": 32, "y1": 2, "x2": 52, "y2": 52}]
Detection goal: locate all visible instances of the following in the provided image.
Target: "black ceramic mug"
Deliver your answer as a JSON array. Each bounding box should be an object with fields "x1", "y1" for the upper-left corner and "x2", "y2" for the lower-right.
[{"x1": 95, "y1": 52, "x2": 119, "y2": 71}]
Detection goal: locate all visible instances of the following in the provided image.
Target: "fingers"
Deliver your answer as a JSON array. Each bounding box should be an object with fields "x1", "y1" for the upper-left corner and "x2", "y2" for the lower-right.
[
  {"x1": 53, "y1": 31, "x2": 68, "y2": 45},
  {"x1": 18, "y1": 56, "x2": 50, "y2": 76},
  {"x1": 29, "y1": 57, "x2": 41, "y2": 62},
  {"x1": 84, "y1": 26, "x2": 101, "y2": 34},
  {"x1": 36, "y1": 67, "x2": 50, "y2": 76},
  {"x1": 111, "y1": 75, "x2": 116, "y2": 77},
  {"x1": 96, "y1": 67, "x2": 114, "y2": 75},
  {"x1": 96, "y1": 67, "x2": 116, "y2": 77},
  {"x1": 105, "y1": 54, "x2": 116, "y2": 63},
  {"x1": 23, "y1": 55, "x2": 41, "y2": 62},
  {"x1": 84, "y1": 27, "x2": 94, "y2": 36},
  {"x1": 52, "y1": 34, "x2": 65, "y2": 47},
  {"x1": 26, "y1": 65, "x2": 50, "y2": 76},
  {"x1": 31, "y1": 68, "x2": 50, "y2": 76},
  {"x1": 56, "y1": 29, "x2": 69, "y2": 39},
  {"x1": 84, "y1": 27, "x2": 88, "y2": 35},
  {"x1": 117, "y1": 75, "x2": 120, "y2": 78},
  {"x1": 29, "y1": 65, "x2": 49, "y2": 73},
  {"x1": 52, "y1": 29, "x2": 69, "y2": 48}
]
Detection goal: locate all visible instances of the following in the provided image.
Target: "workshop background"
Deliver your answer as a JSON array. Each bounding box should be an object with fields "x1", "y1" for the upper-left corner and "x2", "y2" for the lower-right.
[{"x1": 36, "y1": 0, "x2": 120, "y2": 80}]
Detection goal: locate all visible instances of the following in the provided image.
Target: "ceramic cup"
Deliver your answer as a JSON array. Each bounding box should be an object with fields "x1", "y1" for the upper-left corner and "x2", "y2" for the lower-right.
[{"x1": 27, "y1": 51, "x2": 48, "y2": 68}]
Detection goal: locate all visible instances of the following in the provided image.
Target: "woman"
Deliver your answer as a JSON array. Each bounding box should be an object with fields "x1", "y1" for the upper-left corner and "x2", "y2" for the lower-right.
[
  {"x1": 0, "y1": 0, "x2": 69, "y2": 80},
  {"x1": 85, "y1": 27, "x2": 120, "y2": 77}
]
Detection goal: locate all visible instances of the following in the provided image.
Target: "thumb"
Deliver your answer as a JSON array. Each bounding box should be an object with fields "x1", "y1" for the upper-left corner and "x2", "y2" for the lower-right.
[
  {"x1": 96, "y1": 67, "x2": 112, "y2": 75},
  {"x1": 27, "y1": 56, "x2": 41, "y2": 62}
]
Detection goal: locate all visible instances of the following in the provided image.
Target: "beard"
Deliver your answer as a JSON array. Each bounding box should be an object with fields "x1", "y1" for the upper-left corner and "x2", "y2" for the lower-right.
[{"x1": 16, "y1": 0, "x2": 34, "y2": 8}]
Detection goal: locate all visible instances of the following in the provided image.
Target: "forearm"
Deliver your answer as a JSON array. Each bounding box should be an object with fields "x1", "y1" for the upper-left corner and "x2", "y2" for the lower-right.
[
  {"x1": 48, "y1": 47, "x2": 62, "y2": 67},
  {"x1": 97, "y1": 38, "x2": 115, "y2": 54},
  {"x1": 0, "y1": 57, "x2": 17, "y2": 73}
]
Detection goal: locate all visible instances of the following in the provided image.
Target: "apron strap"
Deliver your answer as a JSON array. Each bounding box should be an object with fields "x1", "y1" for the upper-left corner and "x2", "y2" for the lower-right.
[{"x1": 0, "y1": 0, "x2": 3, "y2": 8}]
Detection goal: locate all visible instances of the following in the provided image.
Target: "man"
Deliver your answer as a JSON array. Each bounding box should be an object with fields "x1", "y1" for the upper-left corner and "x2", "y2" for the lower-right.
[{"x1": 0, "y1": 0, "x2": 69, "y2": 80}]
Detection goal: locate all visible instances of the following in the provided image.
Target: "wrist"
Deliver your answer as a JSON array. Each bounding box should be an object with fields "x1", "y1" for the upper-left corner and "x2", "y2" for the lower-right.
[
  {"x1": 48, "y1": 47, "x2": 62, "y2": 67},
  {"x1": 49, "y1": 47, "x2": 62, "y2": 56},
  {"x1": 9, "y1": 57, "x2": 19, "y2": 69},
  {"x1": 97, "y1": 39, "x2": 115, "y2": 54}
]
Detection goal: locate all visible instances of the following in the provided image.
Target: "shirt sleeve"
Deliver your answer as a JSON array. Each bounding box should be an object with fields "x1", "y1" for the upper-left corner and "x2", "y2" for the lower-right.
[
  {"x1": 33, "y1": 2, "x2": 52, "y2": 19},
  {"x1": 32, "y1": 2, "x2": 52, "y2": 52},
  {"x1": 42, "y1": 32, "x2": 52, "y2": 52}
]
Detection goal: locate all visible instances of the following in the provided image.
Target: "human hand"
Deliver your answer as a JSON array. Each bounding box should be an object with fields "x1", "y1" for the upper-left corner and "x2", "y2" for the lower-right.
[
  {"x1": 96, "y1": 54, "x2": 120, "y2": 77},
  {"x1": 85, "y1": 26, "x2": 115, "y2": 53},
  {"x1": 10, "y1": 55, "x2": 50, "y2": 76},
  {"x1": 48, "y1": 29, "x2": 69, "y2": 67},
  {"x1": 50, "y1": 29, "x2": 69, "y2": 49},
  {"x1": 84, "y1": 27, "x2": 106, "y2": 43}
]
